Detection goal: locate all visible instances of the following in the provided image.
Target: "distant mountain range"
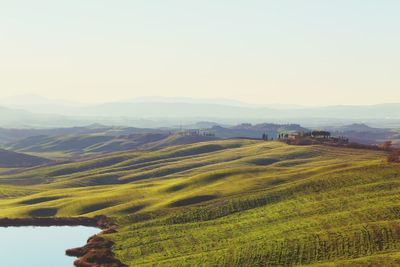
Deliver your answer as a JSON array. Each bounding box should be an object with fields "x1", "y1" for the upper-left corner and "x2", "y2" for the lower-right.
[
  {"x1": 0, "y1": 96, "x2": 400, "y2": 128},
  {"x1": 87, "y1": 102, "x2": 400, "y2": 120},
  {"x1": 320, "y1": 123, "x2": 397, "y2": 145},
  {"x1": 8, "y1": 101, "x2": 400, "y2": 119}
]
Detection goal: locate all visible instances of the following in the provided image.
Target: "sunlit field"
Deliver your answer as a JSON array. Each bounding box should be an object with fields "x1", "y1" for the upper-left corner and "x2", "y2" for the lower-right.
[{"x1": 1, "y1": 140, "x2": 399, "y2": 266}]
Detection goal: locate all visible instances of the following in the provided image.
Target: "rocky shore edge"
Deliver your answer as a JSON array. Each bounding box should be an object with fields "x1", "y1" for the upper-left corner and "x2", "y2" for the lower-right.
[{"x1": 0, "y1": 215, "x2": 126, "y2": 267}]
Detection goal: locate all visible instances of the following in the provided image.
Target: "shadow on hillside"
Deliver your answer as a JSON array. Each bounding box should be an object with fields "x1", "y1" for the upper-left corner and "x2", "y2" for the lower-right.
[
  {"x1": 122, "y1": 204, "x2": 147, "y2": 214},
  {"x1": 28, "y1": 208, "x2": 58, "y2": 217},
  {"x1": 20, "y1": 196, "x2": 63, "y2": 205},
  {"x1": 79, "y1": 202, "x2": 115, "y2": 215},
  {"x1": 169, "y1": 195, "x2": 218, "y2": 207},
  {"x1": 247, "y1": 158, "x2": 279, "y2": 166}
]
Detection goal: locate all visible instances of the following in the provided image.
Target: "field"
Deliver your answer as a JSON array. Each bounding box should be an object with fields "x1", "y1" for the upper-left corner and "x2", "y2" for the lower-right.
[{"x1": 0, "y1": 139, "x2": 399, "y2": 266}]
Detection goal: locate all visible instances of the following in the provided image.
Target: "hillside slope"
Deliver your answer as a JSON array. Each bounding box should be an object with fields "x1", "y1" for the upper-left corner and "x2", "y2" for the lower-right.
[
  {"x1": 0, "y1": 140, "x2": 399, "y2": 266},
  {"x1": 0, "y1": 148, "x2": 50, "y2": 168},
  {"x1": 5, "y1": 133, "x2": 217, "y2": 156}
]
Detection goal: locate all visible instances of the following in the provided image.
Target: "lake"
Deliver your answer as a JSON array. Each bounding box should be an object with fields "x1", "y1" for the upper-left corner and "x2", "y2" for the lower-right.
[{"x1": 0, "y1": 226, "x2": 99, "y2": 267}]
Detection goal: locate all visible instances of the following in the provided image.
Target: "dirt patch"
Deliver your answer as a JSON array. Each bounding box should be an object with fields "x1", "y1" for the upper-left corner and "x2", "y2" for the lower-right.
[
  {"x1": 66, "y1": 216, "x2": 126, "y2": 267},
  {"x1": 67, "y1": 235, "x2": 125, "y2": 267}
]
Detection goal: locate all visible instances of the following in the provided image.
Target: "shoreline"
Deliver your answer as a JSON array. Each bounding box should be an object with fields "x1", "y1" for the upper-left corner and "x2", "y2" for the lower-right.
[{"x1": 0, "y1": 215, "x2": 125, "y2": 267}]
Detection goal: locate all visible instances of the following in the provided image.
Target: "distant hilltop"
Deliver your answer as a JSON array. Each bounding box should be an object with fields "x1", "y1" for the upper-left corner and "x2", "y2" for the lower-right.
[{"x1": 1, "y1": 99, "x2": 400, "y2": 128}]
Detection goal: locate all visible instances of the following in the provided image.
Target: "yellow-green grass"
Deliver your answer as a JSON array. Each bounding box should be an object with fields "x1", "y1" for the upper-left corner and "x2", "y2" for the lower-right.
[{"x1": 0, "y1": 139, "x2": 399, "y2": 266}]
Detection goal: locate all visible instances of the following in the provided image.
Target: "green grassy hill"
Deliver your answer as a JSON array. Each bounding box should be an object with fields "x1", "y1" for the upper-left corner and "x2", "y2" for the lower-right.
[
  {"x1": 5, "y1": 132, "x2": 217, "y2": 158},
  {"x1": 0, "y1": 139, "x2": 399, "y2": 266}
]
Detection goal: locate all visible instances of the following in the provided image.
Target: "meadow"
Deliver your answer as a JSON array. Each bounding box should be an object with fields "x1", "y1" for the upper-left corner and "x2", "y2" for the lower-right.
[{"x1": 0, "y1": 139, "x2": 399, "y2": 266}]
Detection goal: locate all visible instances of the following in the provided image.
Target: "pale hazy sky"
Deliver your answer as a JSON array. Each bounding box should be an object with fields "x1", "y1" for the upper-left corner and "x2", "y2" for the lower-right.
[{"x1": 1, "y1": 1, "x2": 399, "y2": 105}]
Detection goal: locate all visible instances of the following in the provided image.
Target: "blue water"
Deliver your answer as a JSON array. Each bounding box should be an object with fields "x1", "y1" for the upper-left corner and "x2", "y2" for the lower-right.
[{"x1": 0, "y1": 226, "x2": 99, "y2": 267}]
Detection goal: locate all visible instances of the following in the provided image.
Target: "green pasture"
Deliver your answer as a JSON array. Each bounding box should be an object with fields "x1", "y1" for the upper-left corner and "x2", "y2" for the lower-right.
[{"x1": 0, "y1": 140, "x2": 399, "y2": 266}]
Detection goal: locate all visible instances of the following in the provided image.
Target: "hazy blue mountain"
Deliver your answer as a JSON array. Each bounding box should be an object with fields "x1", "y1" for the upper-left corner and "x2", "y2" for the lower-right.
[
  {"x1": 1, "y1": 96, "x2": 400, "y2": 128},
  {"x1": 0, "y1": 94, "x2": 86, "y2": 115},
  {"x1": 67, "y1": 102, "x2": 400, "y2": 121},
  {"x1": 0, "y1": 106, "x2": 63, "y2": 127},
  {"x1": 39, "y1": 101, "x2": 400, "y2": 119},
  {"x1": 131, "y1": 96, "x2": 249, "y2": 107},
  {"x1": 320, "y1": 123, "x2": 397, "y2": 145}
]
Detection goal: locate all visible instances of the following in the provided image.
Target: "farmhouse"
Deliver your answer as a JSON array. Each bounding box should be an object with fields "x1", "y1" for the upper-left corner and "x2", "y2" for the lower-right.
[
  {"x1": 278, "y1": 131, "x2": 349, "y2": 145},
  {"x1": 178, "y1": 129, "x2": 215, "y2": 137}
]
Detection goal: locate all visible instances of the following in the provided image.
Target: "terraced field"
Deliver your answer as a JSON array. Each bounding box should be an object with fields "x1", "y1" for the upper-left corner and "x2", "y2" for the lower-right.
[{"x1": 1, "y1": 139, "x2": 399, "y2": 266}]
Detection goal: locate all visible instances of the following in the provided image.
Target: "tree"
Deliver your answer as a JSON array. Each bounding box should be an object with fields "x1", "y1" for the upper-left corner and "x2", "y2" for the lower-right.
[
  {"x1": 382, "y1": 141, "x2": 393, "y2": 151},
  {"x1": 387, "y1": 149, "x2": 400, "y2": 163}
]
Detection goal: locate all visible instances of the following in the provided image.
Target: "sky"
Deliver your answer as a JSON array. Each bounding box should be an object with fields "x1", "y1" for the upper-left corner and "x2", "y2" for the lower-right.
[{"x1": 0, "y1": 0, "x2": 399, "y2": 106}]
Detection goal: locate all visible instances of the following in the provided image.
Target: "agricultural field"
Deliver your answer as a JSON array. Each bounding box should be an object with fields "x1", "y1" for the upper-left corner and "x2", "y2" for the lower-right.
[{"x1": 0, "y1": 139, "x2": 399, "y2": 266}]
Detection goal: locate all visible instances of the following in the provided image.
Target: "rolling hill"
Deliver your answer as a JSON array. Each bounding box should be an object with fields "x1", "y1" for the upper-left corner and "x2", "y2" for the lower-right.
[
  {"x1": 2, "y1": 122, "x2": 307, "y2": 157},
  {"x1": 0, "y1": 139, "x2": 399, "y2": 266},
  {"x1": 4, "y1": 132, "x2": 218, "y2": 157},
  {"x1": 0, "y1": 148, "x2": 50, "y2": 168},
  {"x1": 321, "y1": 123, "x2": 397, "y2": 145},
  {"x1": 0, "y1": 124, "x2": 166, "y2": 144}
]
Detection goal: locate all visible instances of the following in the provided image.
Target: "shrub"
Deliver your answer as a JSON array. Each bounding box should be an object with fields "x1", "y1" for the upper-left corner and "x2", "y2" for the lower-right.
[
  {"x1": 387, "y1": 149, "x2": 400, "y2": 163},
  {"x1": 382, "y1": 141, "x2": 393, "y2": 151}
]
